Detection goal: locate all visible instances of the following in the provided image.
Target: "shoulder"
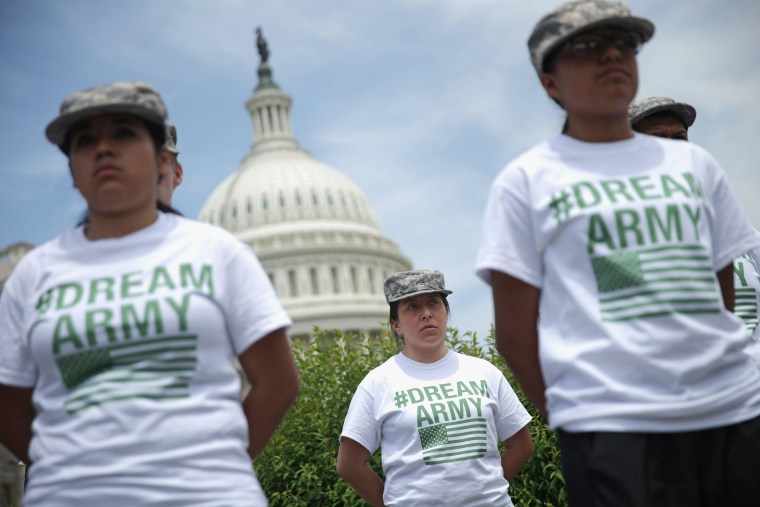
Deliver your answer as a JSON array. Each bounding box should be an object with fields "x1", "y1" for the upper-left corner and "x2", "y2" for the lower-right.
[{"x1": 453, "y1": 352, "x2": 504, "y2": 377}]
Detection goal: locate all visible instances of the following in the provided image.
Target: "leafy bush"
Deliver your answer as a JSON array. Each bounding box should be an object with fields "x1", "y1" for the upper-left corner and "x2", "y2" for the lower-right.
[{"x1": 255, "y1": 327, "x2": 566, "y2": 506}]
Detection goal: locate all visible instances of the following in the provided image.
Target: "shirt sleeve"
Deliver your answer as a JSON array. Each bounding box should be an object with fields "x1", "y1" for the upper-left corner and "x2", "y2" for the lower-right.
[
  {"x1": 699, "y1": 148, "x2": 760, "y2": 269},
  {"x1": 340, "y1": 380, "x2": 381, "y2": 455},
  {"x1": 492, "y1": 368, "x2": 532, "y2": 442},
  {"x1": 222, "y1": 240, "x2": 292, "y2": 355},
  {"x1": 0, "y1": 256, "x2": 39, "y2": 387},
  {"x1": 475, "y1": 165, "x2": 542, "y2": 288}
]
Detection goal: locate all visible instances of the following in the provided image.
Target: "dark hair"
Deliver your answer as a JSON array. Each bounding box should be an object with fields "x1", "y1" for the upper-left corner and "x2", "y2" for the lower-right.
[
  {"x1": 61, "y1": 117, "x2": 166, "y2": 156},
  {"x1": 388, "y1": 293, "x2": 451, "y2": 348}
]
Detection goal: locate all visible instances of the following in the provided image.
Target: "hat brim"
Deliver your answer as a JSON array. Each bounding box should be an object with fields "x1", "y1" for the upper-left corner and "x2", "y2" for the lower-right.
[
  {"x1": 630, "y1": 102, "x2": 696, "y2": 128},
  {"x1": 540, "y1": 15, "x2": 655, "y2": 73},
  {"x1": 387, "y1": 288, "x2": 453, "y2": 304},
  {"x1": 45, "y1": 103, "x2": 166, "y2": 147}
]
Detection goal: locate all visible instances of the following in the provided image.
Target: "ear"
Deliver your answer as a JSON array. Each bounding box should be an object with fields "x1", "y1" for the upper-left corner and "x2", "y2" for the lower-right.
[
  {"x1": 539, "y1": 73, "x2": 561, "y2": 102},
  {"x1": 157, "y1": 146, "x2": 172, "y2": 183},
  {"x1": 391, "y1": 319, "x2": 401, "y2": 335},
  {"x1": 173, "y1": 162, "x2": 184, "y2": 189}
]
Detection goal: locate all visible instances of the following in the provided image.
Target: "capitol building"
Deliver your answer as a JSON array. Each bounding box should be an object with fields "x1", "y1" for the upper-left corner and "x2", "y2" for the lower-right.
[
  {"x1": 0, "y1": 34, "x2": 412, "y2": 341},
  {"x1": 197, "y1": 36, "x2": 411, "y2": 340}
]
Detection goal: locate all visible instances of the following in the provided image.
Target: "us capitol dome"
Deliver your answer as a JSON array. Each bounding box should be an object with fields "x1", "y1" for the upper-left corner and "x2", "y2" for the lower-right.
[{"x1": 198, "y1": 31, "x2": 412, "y2": 339}]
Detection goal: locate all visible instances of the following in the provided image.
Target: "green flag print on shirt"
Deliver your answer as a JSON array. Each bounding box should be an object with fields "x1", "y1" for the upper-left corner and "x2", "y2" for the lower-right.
[
  {"x1": 592, "y1": 244, "x2": 722, "y2": 322},
  {"x1": 56, "y1": 334, "x2": 198, "y2": 413},
  {"x1": 735, "y1": 287, "x2": 758, "y2": 332},
  {"x1": 419, "y1": 417, "x2": 488, "y2": 465}
]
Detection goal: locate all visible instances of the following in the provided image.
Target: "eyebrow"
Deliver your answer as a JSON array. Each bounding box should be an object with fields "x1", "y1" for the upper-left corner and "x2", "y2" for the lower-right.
[{"x1": 69, "y1": 115, "x2": 140, "y2": 135}]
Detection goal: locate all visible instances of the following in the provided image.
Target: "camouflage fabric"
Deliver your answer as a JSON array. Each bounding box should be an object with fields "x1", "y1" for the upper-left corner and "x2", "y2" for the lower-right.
[
  {"x1": 384, "y1": 269, "x2": 453, "y2": 304},
  {"x1": 166, "y1": 120, "x2": 180, "y2": 155},
  {"x1": 629, "y1": 96, "x2": 696, "y2": 128},
  {"x1": 46, "y1": 81, "x2": 169, "y2": 147},
  {"x1": 528, "y1": 0, "x2": 655, "y2": 73}
]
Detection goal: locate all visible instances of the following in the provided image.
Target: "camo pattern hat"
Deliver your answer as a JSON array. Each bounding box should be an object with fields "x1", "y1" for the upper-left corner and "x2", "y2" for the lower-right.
[
  {"x1": 384, "y1": 269, "x2": 453, "y2": 304},
  {"x1": 165, "y1": 120, "x2": 180, "y2": 155},
  {"x1": 628, "y1": 96, "x2": 696, "y2": 129},
  {"x1": 528, "y1": 0, "x2": 655, "y2": 74},
  {"x1": 46, "y1": 81, "x2": 169, "y2": 148}
]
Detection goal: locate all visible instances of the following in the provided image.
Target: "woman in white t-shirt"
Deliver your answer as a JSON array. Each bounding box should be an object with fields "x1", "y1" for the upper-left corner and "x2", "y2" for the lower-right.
[
  {"x1": 0, "y1": 81, "x2": 299, "y2": 506},
  {"x1": 475, "y1": 1, "x2": 760, "y2": 505},
  {"x1": 337, "y1": 269, "x2": 533, "y2": 507}
]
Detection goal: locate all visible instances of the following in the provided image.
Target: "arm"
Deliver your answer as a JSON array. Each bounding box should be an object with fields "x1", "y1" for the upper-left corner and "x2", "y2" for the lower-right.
[
  {"x1": 490, "y1": 270, "x2": 546, "y2": 416},
  {"x1": 336, "y1": 437, "x2": 385, "y2": 507},
  {"x1": 500, "y1": 424, "x2": 533, "y2": 482},
  {"x1": 0, "y1": 384, "x2": 34, "y2": 464},
  {"x1": 239, "y1": 327, "x2": 299, "y2": 460},
  {"x1": 717, "y1": 262, "x2": 735, "y2": 312}
]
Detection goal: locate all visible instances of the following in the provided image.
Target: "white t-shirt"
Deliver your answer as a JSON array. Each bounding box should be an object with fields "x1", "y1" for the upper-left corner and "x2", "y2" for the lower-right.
[
  {"x1": 735, "y1": 247, "x2": 760, "y2": 363},
  {"x1": 341, "y1": 350, "x2": 531, "y2": 507},
  {"x1": 0, "y1": 212, "x2": 292, "y2": 507},
  {"x1": 476, "y1": 133, "x2": 760, "y2": 433}
]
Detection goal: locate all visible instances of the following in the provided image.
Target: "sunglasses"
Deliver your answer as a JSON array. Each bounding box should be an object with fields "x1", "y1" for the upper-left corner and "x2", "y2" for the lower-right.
[{"x1": 564, "y1": 32, "x2": 644, "y2": 58}]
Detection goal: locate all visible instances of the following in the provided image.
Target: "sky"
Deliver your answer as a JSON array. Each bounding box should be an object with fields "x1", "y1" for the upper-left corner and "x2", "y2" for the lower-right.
[{"x1": 1, "y1": 0, "x2": 759, "y2": 342}]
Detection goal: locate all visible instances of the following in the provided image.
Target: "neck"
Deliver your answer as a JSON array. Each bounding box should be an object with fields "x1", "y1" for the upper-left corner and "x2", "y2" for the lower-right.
[
  {"x1": 565, "y1": 112, "x2": 634, "y2": 143},
  {"x1": 402, "y1": 345, "x2": 449, "y2": 364},
  {"x1": 85, "y1": 205, "x2": 159, "y2": 240}
]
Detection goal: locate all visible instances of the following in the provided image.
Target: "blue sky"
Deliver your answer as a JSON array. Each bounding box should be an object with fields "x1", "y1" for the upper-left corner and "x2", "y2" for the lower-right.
[{"x1": 2, "y1": 0, "x2": 758, "y2": 340}]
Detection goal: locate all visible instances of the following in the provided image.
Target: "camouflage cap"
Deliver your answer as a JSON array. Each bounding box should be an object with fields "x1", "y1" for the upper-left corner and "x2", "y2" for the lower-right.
[
  {"x1": 165, "y1": 120, "x2": 180, "y2": 155},
  {"x1": 628, "y1": 96, "x2": 696, "y2": 129},
  {"x1": 45, "y1": 81, "x2": 169, "y2": 147},
  {"x1": 528, "y1": 0, "x2": 655, "y2": 74},
  {"x1": 384, "y1": 269, "x2": 453, "y2": 304}
]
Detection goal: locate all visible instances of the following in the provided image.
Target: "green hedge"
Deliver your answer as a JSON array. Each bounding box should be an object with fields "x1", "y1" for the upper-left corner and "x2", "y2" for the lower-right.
[{"x1": 255, "y1": 328, "x2": 567, "y2": 506}]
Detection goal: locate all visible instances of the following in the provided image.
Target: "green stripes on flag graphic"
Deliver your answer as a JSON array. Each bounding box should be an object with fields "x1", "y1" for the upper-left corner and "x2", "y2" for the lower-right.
[
  {"x1": 735, "y1": 287, "x2": 758, "y2": 332},
  {"x1": 591, "y1": 244, "x2": 721, "y2": 322},
  {"x1": 418, "y1": 417, "x2": 487, "y2": 465},
  {"x1": 56, "y1": 334, "x2": 198, "y2": 413}
]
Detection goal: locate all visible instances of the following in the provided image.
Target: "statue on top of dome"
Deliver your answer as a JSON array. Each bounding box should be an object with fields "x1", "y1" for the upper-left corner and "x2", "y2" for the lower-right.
[{"x1": 256, "y1": 27, "x2": 270, "y2": 64}]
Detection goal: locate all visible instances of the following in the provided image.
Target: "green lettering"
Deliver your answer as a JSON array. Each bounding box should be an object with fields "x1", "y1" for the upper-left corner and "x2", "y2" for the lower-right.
[
  {"x1": 180, "y1": 264, "x2": 214, "y2": 297},
  {"x1": 468, "y1": 380, "x2": 489, "y2": 398},
  {"x1": 120, "y1": 300, "x2": 163, "y2": 339},
  {"x1": 600, "y1": 179, "x2": 634, "y2": 203},
  {"x1": 148, "y1": 267, "x2": 176, "y2": 294},
  {"x1": 683, "y1": 204, "x2": 701, "y2": 240},
  {"x1": 645, "y1": 205, "x2": 681, "y2": 243},
  {"x1": 456, "y1": 381, "x2": 473, "y2": 397},
  {"x1": 121, "y1": 271, "x2": 144, "y2": 299},
  {"x1": 165, "y1": 295, "x2": 190, "y2": 332},
  {"x1": 630, "y1": 176, "x2": 661, "y2": 200},
  {"x1": 447, "y1": 399, "x2": 471, "y2": 420},
  {"x1": 417, "y1": 405, "x2": 434, "y2": 426},
  {"x1": 682, "y1": 173, "x2": 703, "y2": 198},
  {"x1": 88, "y1": 277, "x2": 115, "y2": 305},
  {"x1": 573, "y1": 182, "x2": 602, "y2": 209},
  {"x1": 52, "y1": 315, "x2": 83, "y2": 354},
  {"x1": 85, "y1": 308, "x2": 117, "y2": 346},
  {"x1": 467, "y1": 397, "x2": 483, "y2": 417},
  {"x1": 588, "y1": 214, "x2": 615, "y2": 254},
  {"x1": 661, "y1": 175, "x2": 691, "y2": 198},
  {"x1": 430, "y1": 402, "x2": 449, "y2": 423},
  {"x1": 615, "y1": 209, "x2": 644, "y2": 248},
  {"x1": 56, "y1": 283, "x2": 83, "y2": 310},
  {"x1": 440, "y1": 382, "x2": 455, "y2": 399},
  {"x1": 424, "y1": 385, "x2": 442, "y2": 402},
  {"x1": 734, "y1": 261, "x2": 747, "y2": 286},
  {"x1": 408, "y1": 388, "x2": 425, "y2": 404}
]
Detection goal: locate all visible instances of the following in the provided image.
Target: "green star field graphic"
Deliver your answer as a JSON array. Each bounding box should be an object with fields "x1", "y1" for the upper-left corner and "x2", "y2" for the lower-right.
[
  {"x1": 56, "y1": 334, "x2": 198, "y2": 413},
  {"x1": 418, "y1": 418, "x2": 487, "y2": 466},
  {"x1": 591, "y1": 244, "x2": 721, "y2": 321}
]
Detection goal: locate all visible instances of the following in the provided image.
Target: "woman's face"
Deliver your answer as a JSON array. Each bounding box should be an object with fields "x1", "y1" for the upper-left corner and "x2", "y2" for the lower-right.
[
  {"x1": 540, "y1": 27, "x2": 639, "y2": 121},
  {"x1": 392, "y1": 293, "x2": 449, "y2": 361},
  {"x1": 68, "y1": 113, "x2": 169, "y2": 216}
]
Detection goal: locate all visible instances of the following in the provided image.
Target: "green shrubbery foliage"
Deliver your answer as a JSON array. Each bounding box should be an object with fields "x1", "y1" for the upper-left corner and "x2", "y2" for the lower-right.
[{"x1": 255, "y1": 327, "x2": 567, "y2": 506}]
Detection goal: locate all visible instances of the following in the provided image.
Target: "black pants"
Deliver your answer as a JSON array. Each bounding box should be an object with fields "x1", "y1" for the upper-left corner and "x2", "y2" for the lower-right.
[{"x1": 558, "y1": 415, "x2": 760, "y2": 507}]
